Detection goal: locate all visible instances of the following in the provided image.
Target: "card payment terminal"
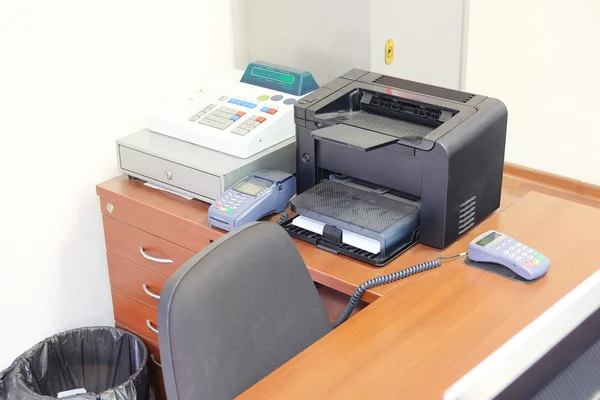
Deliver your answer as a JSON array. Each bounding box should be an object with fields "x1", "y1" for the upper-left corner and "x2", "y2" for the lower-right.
[
  {"x1": 468, "y1": 230, "x2": 551, "y2": 280},
  {"x1": 208, "y1": 170, "x2": 296, "y2": 231}
]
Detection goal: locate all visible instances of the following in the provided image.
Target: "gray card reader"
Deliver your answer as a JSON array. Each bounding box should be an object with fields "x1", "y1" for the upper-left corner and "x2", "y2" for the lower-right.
[
  {"x1": 208, "y1": 170, "x2": 295, "y2": 232},
  {"x1": 468, "y1": 230, "x2": 551, "y2": 280}
]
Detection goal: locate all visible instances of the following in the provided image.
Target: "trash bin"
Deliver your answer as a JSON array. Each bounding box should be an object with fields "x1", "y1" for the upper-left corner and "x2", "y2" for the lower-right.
[{"x1": 0, "y1": 326, "x2": 151, "y2": 400}]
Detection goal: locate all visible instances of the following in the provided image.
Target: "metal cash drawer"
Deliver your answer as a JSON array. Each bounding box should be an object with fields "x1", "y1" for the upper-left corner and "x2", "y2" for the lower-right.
[{"x1": 118, "y1": 145, "x2": 221, "y2": 201}]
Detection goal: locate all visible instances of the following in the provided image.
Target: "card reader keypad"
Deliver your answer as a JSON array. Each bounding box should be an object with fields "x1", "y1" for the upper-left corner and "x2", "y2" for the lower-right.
[
  {"x1": 215, "y1": 190, "x2": 250, "y2": 212},
  {"x1": 493, "y1": 238, "x2": 545, "y2": 268}
]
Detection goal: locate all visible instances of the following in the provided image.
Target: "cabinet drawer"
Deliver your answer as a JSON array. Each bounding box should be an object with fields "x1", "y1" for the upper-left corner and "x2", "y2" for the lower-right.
[
  {"x1": 118, "y1": 144, "x2": 221, "y2": 201},
  {"x1": 113, "y1": 289, "x2": 160, "y2": 341},
  {"x1": 103, "y1": 216, "x2": 195, "y2": 278},
  {"x1": 100, "y1": 197, "x2": 211, "y2": 252},
  {"x1": 108, "y1": 253, "x2": 167, "y2": 308}
]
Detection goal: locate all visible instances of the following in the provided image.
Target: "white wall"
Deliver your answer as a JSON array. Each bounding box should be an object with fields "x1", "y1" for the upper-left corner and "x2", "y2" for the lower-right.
[
  {"x1": 467, "y1": 1, "x2": 600, "y2": 184},
  {"x1": 370, "y1": 0, "x2": 467, "y2": 89},
  {"x1": 0, "y1": 0, "x2": 237, "y2": 368},
  {"x1": 244, "y1": 0, "x2": 371, "y2": 85},
  {"x1": 244, "y1": 0, "x2": 467, "y2": 89}
]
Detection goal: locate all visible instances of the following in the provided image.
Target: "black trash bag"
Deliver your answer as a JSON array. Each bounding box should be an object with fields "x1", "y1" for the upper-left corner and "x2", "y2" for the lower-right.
[{"x1": 0, "y1": 326, "x2": 151, "y2": 400}]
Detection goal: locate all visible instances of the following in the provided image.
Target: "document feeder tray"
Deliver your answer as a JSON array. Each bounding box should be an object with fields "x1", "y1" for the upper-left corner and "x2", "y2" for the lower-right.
[{"x1": 284, "y1": 180, "x2": 420, "y2": 266}]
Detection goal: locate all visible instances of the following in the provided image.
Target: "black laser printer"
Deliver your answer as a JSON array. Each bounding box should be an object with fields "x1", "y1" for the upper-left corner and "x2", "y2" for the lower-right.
[{"x1": 283, "y1": 69, "x2": 508, "y2": 266}]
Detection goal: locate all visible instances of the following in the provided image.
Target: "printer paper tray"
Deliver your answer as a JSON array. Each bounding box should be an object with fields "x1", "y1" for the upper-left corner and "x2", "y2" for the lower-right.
[
  {"x1": 282, "y1": 216, "x2": 420, "y2": 267},
  {"x1": 312, "y1": 124, "x2": 398, "y2": 151}
]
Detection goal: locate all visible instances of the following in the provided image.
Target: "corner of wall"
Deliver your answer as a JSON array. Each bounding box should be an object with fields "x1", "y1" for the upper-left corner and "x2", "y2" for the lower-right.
[{"x1": 459, "y1": 0, "x2": 470, "y2": 91}]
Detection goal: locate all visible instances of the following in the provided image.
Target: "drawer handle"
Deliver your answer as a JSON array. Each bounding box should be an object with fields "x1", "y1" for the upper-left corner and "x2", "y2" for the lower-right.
[
  {"x1": 150, "y1": 354, "x2": 162, "y2": 368},
  {"x1": 142, "y1": 284, "x2": 161, "y2": 300},
  {"x1": 139, "y1": 246, "x2": 173, "y2": 264},
  {"x1": 146, "y1": 319, "x2": 159, "y2": 335}
]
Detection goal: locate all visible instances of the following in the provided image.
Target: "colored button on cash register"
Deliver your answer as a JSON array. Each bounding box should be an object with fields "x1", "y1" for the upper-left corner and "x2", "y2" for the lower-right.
[
  {"x1": 255, "y1": 116, "x2": 266, "y2": 123},
  {"x1": 228, "y1": 99, "x2": 257, "y2": 109}
]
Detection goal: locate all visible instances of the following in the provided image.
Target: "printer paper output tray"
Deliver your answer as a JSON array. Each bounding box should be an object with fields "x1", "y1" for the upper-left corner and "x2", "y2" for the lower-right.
[
  {"x1": 283, "y1": 180, "x2": 421, "y2": 266},
  {"x1": 312, "y1": 124, "x2": 398, "y2": 151}
]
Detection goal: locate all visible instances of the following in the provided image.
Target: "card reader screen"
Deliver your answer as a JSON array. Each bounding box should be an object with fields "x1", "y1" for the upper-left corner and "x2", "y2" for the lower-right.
[
  {"x1": 233, "y1": 178, "x2": 271, "y2": 196},
  {"x1": 476, "y1": 231, "x2": 501, "y2": 247}
]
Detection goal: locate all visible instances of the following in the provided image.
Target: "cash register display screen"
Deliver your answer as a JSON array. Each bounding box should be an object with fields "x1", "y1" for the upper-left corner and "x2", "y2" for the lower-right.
[
  {"x1": 476, "y1": 232, "x2": 501, "y2": 247},
  {"x1": 251, "y1": 67, "x2": 295, "y2": 84},
  {"x1": 233, "y1": 178, "x2": 271, "y2": 197}
]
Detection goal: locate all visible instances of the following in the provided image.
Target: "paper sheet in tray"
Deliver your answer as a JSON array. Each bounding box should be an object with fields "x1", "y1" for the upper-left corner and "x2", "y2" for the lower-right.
[{"x1": 292, "y1": 215, "x2": 381, "y2": 254}]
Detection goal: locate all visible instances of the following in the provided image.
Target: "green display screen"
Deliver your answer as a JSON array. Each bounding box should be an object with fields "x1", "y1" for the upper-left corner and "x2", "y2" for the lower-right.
[
  {"x1": 240, "y1": 61, "x2": 318, "y2": 96},
  {"x1": 476, "y1": 231, "x2": 502, "y2": 247},
  {"x1": 233, "y1": 178, "x2": 271, "y2": 197},
  {"x1": 251, "y1": 67, "x2": 295, "y2": 85}
]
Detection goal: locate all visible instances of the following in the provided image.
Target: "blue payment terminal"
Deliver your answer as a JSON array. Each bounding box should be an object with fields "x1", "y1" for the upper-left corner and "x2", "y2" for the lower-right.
[
  {"x1": 468, "y1": 230, "x2": 551, "y2": 280},
  {"x1": 208, "y1": 170, "x2": 295, "y2": 231}
]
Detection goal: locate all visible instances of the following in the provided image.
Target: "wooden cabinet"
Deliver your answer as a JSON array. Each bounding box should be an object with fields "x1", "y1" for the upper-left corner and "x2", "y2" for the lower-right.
[{"x1": 100, "y1": 195, "x2": 211, "y2": 399}]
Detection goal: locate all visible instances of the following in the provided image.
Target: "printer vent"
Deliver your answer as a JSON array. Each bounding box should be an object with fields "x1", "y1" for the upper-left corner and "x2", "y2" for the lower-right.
[
  {"x1": 373, "y1": 75, "x2": 475, "y2": 104},
  {"x1": 458, "y1": 196, "x2": 477, "y2": 235}
]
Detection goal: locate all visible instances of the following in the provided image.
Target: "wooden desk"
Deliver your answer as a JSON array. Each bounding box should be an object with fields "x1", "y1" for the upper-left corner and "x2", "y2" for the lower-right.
[
  {"x1": 94, "y1": 175, "x2": 525, "y2": 398},
  {"x1": 237, "y1": 191, "x2": 600, "y2": 399},
  {"x1": 97, "y1": 175, "x2": 517, "y2": 303}
]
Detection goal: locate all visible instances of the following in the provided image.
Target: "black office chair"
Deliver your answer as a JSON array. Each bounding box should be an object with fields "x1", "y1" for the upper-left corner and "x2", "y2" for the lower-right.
[{"x1": 158, "y1": 222, "x2": 332, "y2": 400}]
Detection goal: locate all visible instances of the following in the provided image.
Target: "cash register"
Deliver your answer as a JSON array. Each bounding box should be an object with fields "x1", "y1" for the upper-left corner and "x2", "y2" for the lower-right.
[
  {"x1": 115, "y1": 61, "x2": 318, "y2": 202},
  {"x1": 148, "y1": 61, "x2": 318, "y2": 159},
  {"x1": 285, "y1": 69, "x2": 508, "y2": 266}
]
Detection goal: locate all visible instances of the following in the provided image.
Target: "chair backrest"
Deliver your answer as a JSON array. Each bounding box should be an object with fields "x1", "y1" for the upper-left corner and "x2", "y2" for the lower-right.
[{"x1": 158, "y1": 222, "x2": 332, "y2": 400}]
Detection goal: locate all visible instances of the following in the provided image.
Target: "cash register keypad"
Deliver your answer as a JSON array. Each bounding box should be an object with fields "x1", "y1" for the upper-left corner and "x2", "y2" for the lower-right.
[
  {"x1": 191, "y1": 104, "x2": 268, "y2": 134},
  {"x1": 197, "y1": 106, "x2": 240, "y2": 130},
  {"x1": 231, "y1": 115, "x2": 264, "y2": 136},
  {"x1": 188, "y1": 103, "x2": 216, "y2": 122}
]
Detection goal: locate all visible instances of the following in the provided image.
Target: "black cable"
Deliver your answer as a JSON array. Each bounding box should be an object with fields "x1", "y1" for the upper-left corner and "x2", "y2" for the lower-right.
[
  {"x1": 276, "y1": 194, "x2": 296, "y2": 225},
  {"x1": 332, "y1": 252, "x2": 467, "y2": 328},
  {"x1": 276, "y1": 210, "x2": 289, "y2": 225}
]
